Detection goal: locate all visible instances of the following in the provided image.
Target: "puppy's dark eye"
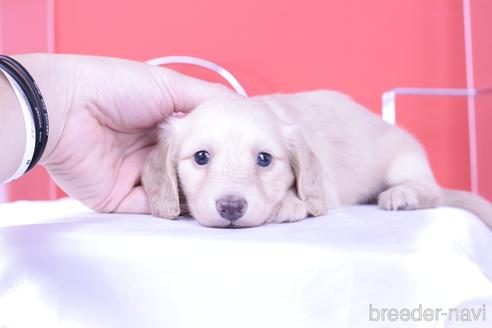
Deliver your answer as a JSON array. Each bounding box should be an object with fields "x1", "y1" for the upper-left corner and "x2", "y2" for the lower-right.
[
  {"x1": 256, "y1": 152, "x2": 272, "y2": 167},
  {"x1": 194, "y1": 150, "x2": 210, "y2": 165}
]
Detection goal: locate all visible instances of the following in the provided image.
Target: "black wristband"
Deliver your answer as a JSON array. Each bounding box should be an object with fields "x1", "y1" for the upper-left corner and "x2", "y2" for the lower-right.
[{"x1": 0, "y1": 55, "x2": 49, "y2": 173}]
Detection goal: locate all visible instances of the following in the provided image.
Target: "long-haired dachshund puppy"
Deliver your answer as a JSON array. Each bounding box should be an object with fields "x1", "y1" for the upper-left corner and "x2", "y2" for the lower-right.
[{"x1": 142, "y1": 91, "x2": 492, "y2": 228}]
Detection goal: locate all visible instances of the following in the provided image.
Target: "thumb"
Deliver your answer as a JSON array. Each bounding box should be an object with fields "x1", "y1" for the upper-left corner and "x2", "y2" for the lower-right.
[{"x1": 114, "y1": 186, "x2": 150, "y2": 214}]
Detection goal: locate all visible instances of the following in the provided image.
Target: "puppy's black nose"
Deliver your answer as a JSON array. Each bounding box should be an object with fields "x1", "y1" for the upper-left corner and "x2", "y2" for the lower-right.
[{"x1": 216, "y1": 195, "x2": 247, "y2": 221}]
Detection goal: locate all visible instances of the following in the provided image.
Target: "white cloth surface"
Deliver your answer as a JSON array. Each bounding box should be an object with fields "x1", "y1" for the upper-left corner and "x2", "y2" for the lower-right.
[{"x1": 0, "y1": 199, "x2": 491, "y2": 328}]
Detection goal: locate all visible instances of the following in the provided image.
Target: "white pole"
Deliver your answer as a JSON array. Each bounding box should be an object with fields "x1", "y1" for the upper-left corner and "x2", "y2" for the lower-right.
[{"x1": 463, "y1": 0, "x2": 478, "y2": 194}]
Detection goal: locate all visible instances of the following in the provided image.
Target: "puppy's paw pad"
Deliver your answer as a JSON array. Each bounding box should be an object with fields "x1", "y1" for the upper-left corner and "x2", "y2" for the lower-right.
[{"x1": 378, "y1": 187, "x2": 419, "y2": 211}]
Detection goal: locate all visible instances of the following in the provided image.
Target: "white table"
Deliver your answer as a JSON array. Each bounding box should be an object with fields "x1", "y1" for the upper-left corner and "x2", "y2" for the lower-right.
[{"x1": 1, "y1": 199, "x2": 491, "y2": 327}]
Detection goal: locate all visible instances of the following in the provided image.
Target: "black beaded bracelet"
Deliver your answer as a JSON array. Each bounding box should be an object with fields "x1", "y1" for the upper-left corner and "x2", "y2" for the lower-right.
[{"x1": 0, "y1": 55, "x2": 49, "y2": 176}]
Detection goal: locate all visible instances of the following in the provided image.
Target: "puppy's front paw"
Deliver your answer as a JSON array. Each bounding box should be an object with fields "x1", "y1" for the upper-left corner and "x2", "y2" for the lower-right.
[
  {"x1": 149, "y1": 196, "x2": 180, "y2": 220},
  {"x1": 268, "y1": 189, "x2": 308, "y2": 223},
  {"x1": 378, "y1": 183, "x2": 442, "y2": 211},
  {"x1": 378, "y1": 185, "x2": 419, "y2": 210}
]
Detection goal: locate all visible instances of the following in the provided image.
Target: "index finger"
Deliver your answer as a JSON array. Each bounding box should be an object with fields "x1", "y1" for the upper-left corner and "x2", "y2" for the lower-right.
[{"x1": 149, "y1": 64, "x2": 244, "y2": 113}]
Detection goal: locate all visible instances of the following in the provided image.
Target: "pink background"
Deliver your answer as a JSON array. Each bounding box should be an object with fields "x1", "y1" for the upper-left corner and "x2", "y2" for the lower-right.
[{"x1": 1, "y1": 0, "x2": 491, "y2": 202}]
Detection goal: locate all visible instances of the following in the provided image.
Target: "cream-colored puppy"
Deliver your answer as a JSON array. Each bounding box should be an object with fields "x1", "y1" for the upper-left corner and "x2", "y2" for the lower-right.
[{"x1": 142, "y1": 90, "x2": 492, "y2": 228}]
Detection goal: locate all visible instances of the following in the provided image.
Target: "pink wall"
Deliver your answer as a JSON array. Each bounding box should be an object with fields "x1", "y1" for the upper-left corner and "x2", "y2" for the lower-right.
[{"x1": 2, "y1": 0, "x2": 491, "y2": 201}]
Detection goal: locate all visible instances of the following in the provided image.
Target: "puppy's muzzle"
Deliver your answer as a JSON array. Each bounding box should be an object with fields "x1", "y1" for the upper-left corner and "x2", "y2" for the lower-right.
[{"x1": 216, "y1": 195, "x2": 247, "y2": 221}]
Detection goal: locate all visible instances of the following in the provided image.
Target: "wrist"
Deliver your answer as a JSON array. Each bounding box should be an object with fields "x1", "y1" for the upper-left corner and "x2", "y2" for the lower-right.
[
  {"x1": 0, "y1": 69, "x2": 26, "y2": 182},
  {"x1": 12, "y1": 54, "x2": 76, "y2": 167}
]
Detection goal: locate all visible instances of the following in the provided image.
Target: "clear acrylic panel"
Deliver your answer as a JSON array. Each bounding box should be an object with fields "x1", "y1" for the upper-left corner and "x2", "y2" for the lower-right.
[
  {"x1": 381, "y1": 0, "x2": 492, "y2": 201},
  {"x1": 0, "y1": 0, "x2": 56, "y2": 202},
  {"x1": 382, "y1": 88, "x2": 492, "y2": 200}
]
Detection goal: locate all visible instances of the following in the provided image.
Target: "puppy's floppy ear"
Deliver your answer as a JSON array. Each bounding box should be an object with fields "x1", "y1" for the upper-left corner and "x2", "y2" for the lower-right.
[
  {"x1": 142, "y1": 124, "x2": 180, "y2": 219},
  {"x1": 284, "y1": 126, "x2": 328, "y2": 216}
]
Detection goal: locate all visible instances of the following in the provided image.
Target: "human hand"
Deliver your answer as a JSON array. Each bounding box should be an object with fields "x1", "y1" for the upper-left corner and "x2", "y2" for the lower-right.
[{"x1": 15, "y1": 54, "x2": 237, "y2": 213}]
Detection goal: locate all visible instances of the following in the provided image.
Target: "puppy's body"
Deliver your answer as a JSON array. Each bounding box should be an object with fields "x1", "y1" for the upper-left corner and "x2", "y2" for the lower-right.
[
  {"x1": 259, "y1": 91, "x2": 426, "y2": 207},
  {"x1": 142, "y1": 90, "x2": 492, "y2": 228}
]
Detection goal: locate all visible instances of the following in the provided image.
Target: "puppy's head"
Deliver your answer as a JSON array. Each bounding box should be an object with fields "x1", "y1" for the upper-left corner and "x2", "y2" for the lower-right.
[{"x1": 142, "y1": 97, "x2": 325, "y2": 227}]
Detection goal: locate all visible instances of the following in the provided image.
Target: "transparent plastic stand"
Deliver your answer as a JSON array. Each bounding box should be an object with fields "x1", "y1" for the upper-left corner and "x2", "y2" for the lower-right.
[
  {"x1": 381, "y1": 87, "x2": 492, "y2": 194},
  {"x1": 147, "y1": 56, "x2": 248, "y2": 97}
]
